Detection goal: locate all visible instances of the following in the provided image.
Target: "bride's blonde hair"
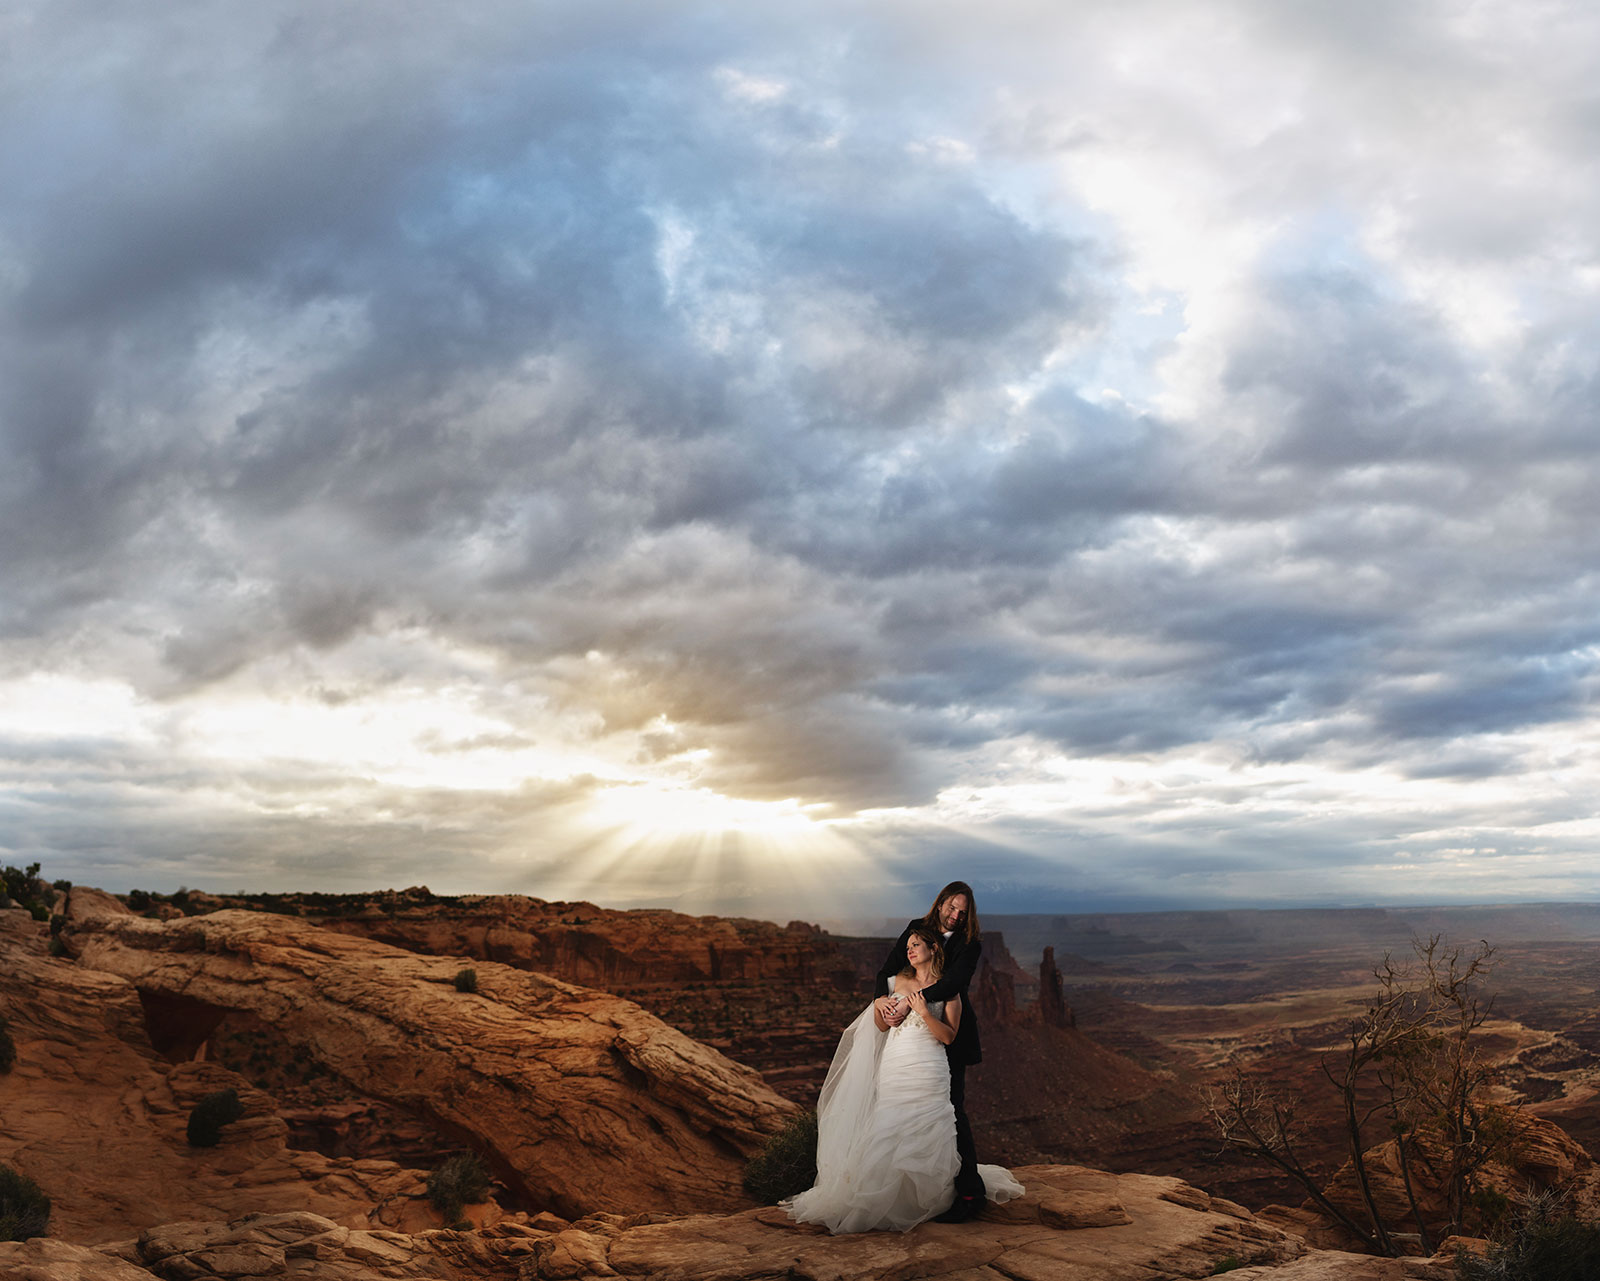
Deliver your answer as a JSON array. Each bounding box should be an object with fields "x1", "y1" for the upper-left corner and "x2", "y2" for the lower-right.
[{"x1": 897, "y1": 927, "x2": 945, "y2": 984}]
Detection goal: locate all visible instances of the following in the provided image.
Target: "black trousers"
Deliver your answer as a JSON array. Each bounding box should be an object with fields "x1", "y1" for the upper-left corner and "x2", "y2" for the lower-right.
[{"x1": 949, "y1": 1060, "x2": 985, "y2": 1200}]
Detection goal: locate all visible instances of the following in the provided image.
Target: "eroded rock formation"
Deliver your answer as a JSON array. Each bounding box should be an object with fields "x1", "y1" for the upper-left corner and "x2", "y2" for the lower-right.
[
  {"x1": 0, "y1": 910, "x2": 430, "y2": 1241},
  {"x1": 60, "y1": 904, "x2": 797, "y2": 1218}
]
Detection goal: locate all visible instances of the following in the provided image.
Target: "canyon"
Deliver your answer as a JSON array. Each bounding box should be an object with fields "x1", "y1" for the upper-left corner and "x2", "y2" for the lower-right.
[{"x1": 4, "y1": 882, "x2": 1600, "y2": 1278}]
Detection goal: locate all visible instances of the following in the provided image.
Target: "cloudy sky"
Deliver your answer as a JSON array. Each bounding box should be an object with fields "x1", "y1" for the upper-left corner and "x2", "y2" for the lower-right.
[{"x1": 4, "y1": 0, "x2": 1599, "y2": 920}]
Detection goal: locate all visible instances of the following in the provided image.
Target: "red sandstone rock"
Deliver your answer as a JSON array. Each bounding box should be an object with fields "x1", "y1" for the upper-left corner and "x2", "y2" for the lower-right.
[
  {"x1": 0, "y1": 915, "x2": 432, "y2": 1242},
  {"x1": 0, "y1": 1166, "x2": 1471, "y2": 1281},
  {"x1": 1319, "y1": 1110, "x2": 1596, "y2": 1246},
  {"x1": 0, "y1": 1238, "x2": 155, "y2": 1281},
  {"x1": 61, "y1": 907, "x2": 797, "y2": 1218}
]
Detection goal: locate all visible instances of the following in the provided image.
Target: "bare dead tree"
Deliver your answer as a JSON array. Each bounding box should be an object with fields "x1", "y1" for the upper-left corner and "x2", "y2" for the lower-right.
[
  {"x1": 1374, "y1": 937, "x2": 1507, "y2": 1242},
  {"x1": 1204, "y1": 1073, "x2": 1385, "y2": 1253},
  {"x1": 1207, "y1": 935, "x2": 1510, "y2": 1258}
]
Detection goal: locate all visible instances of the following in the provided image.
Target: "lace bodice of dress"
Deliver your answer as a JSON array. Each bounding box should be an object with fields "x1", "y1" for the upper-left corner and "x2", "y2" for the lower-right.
[{"x1": 888, "y1": 975, "x2": 945, "y2": 1039}]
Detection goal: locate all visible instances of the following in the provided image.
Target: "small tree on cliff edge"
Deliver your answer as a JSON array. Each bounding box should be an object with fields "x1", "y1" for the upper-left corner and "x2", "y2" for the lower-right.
[{"x1": 1206, "y1": 936, "x2": 1510, "y2": 1256}]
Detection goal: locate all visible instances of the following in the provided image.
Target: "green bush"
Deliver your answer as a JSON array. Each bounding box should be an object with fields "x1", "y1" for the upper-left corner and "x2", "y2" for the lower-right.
[
  {"x1": 48, "y1": 913, "x2": 65, "y2": 937},
  {"x1": 186, "y1": 1088, "x2": 245, "y2": 1147},
  {"x1": 742, "y1": 1109, "x2": 818, "y2": 1204},
  {"x1": 426, "y1": 1153, "x2": 492, "y2": 1222},
  {"x1": 1457, "y1": 1192, "x2": 1600, "y2": 1281},
  {"x1": 47, "y1": 938, "x2": 67, "y2": 958},
  {"x1": 27, "y1": 902, "x2": 48, "y2": 923},
  {"x1": 454, "y1": 968, "x2": 478, "y2": 994},
  {"x1": 0, "y1": 1015, "x2": 14, "y2": 1074},
  {"x1": 127, "y1": 889, "x2": 151, "y2": 912},
  {"x1": 0, "y1": 1164, "x2": 50, "y2": 1241},
  {"x1": 51, "y1": 879, "x2": 71, "y2": 892}
]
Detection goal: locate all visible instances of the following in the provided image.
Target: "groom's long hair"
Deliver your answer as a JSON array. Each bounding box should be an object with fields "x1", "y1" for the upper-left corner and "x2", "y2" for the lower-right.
[{"x1": 923, "y1": 880, "x2": 980, "y2": 945}]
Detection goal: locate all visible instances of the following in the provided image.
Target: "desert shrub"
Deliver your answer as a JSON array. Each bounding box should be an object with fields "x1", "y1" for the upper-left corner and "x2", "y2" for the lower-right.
[
  {"x1": 127, "y1": 889, "x2": 151, "y2": 911},
  {"x1": 48, "y1": 913, "x2": 65, "y2": 937},
  {"x1": 426, "y1": 1153, "x2": 491, "y2": 1222},
  {"x1": 47, "y1": 938, "x2": 67, "y2": 958},
  {"x1": 1457, "y1": 1191, "x2": 1600, "y2": 1281},
  {"x1": 0, "y1": 1164, "x2": 50, "y2": 1241},
  {"x1": 454, "y1": 968, "x2": 478, "y2": 994},
  {"x1": 1, "y1": 863, "x2": 42, "y2": 904},
  {"x1": 1210, "y1": 1259, "x2": 1245, "y2": 1276},
  {"x1": 742, "y1": 1109, "x2": 818, "y2": 1204},
  {"x1": 1472, "y1": 1183, "x2": 1514, "y2": 1236},
  {"x1": 1, "y1": 863, "x2": 51, "y2": 918},
  {"x1": 186, "y1": 1088, "x2": 245, "y2": 1147},
  {"x1": 51, "y1": 879, "x2": 71, "y2": 892},
  {"x1": 0, "y1": 1015, "x2": 14, "y2": 1073}
]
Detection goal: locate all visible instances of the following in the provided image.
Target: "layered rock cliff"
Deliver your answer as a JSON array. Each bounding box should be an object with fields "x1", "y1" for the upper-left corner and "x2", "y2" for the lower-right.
[{"x1": 275, "y1": 889, "x2": 846, "y2": 989}]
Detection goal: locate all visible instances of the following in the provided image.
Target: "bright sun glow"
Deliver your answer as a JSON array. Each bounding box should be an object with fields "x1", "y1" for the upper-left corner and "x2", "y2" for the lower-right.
[
  {"x1": 588, "y1": 783, "x2": 828, "y2": 837},
  {"x1": 164, "y1": 679, "x2": 871, "y2": 911}
]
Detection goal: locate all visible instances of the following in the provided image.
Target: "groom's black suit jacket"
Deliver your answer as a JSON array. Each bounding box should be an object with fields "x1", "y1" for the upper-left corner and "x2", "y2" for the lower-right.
[{"x1": 874, "y1": 921, "x2": 983, "y2": 1067}]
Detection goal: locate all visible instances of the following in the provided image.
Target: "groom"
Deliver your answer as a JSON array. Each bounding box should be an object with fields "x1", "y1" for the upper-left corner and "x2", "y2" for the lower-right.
[{"x1": 872, "y1": 880, "x2": 986, "y2": 1223}]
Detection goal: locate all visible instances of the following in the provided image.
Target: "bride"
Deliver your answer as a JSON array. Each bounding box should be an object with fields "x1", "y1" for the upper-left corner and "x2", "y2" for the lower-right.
[{"x1": 784, "y1": 928, "x2": 1024, "y2": 1233}]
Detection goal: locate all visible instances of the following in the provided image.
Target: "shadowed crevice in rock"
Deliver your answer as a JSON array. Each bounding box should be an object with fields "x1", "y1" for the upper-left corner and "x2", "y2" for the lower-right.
[
  {"x1": 137, "y1": 989, "x2": 228, "y2": 1063},
  {"x1": 205, "y1": 1008, "x2": 461, "y2": 1170}
]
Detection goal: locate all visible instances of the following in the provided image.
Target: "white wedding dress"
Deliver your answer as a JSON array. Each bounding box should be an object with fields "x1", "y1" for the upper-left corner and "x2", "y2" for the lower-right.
[{"x1": 784, "y1": 976, "x2": 1024, "y2": 1233}]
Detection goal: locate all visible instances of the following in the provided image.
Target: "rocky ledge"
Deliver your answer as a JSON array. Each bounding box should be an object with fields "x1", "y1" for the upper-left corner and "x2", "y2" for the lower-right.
[{"x1": 0, "y1": 1166, "x2": 1474, "y2": 1281}]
